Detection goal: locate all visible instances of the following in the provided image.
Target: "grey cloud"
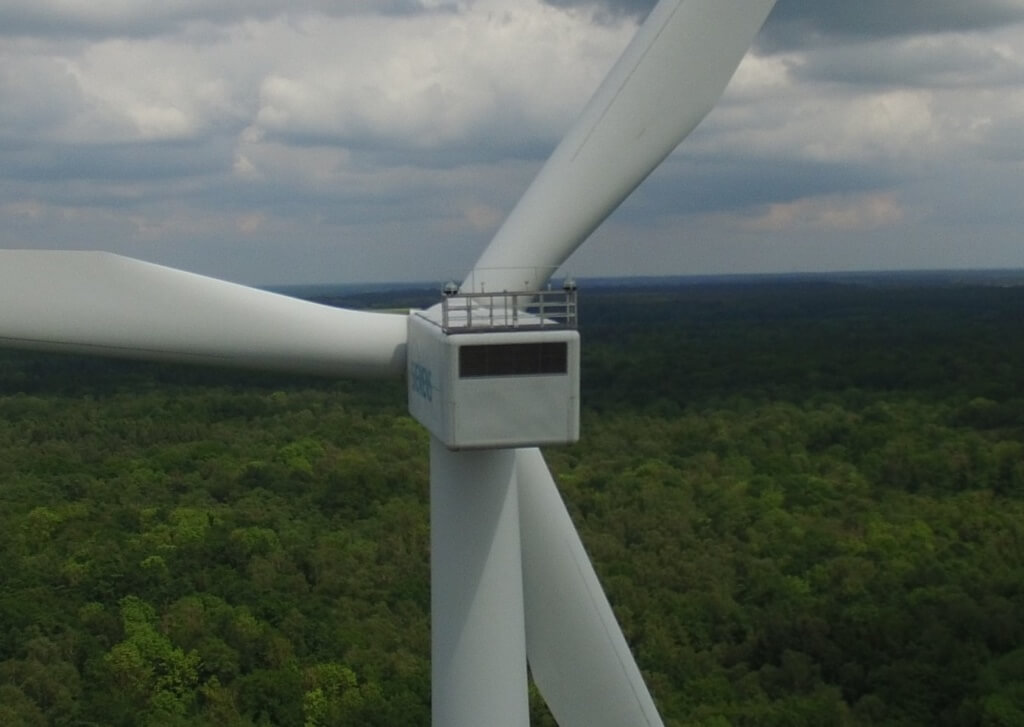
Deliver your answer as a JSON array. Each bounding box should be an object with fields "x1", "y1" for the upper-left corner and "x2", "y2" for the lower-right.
[
  {"x1": 787, "y1": 37, "x2": 1024, "y2": 88},
  {"x1": 0, "y1": 59, "x2": 83, "y2": 139},
  {"x1": 543, "y1": 0, "x2": 655, "y2": 19},
  {"x1": 762, "y1": 0, "x2": 1024, "y2": 50},
  {"x1": 0, "y1": 1, "x2": 451, "y2": 40},
  {"x1": 971, "y1": 117, "x2": 1024, "y2": 162},
  {"x1": 616, "y1": 154, "x2": 899, "y2": 218},
  {"x1": 0, "y1": 134, "x2": 236, "y2": 186},
  {"x1": 257, "y1": 123, "x2": 557, "y2": 170},
  {"x1": 544, "y1": 1, "x2": 1024, "y2": 49}
]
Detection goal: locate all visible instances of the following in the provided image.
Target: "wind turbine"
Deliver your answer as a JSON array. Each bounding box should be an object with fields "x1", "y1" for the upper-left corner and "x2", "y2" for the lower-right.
[{"x1": 0, "y1": 1, "x2": 777, "y2": 725}]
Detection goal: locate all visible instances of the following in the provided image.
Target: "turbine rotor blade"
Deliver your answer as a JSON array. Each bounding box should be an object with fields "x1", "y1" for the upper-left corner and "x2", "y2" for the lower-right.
[
  {"x1": 0, "y1": 250, "x2": 406, "y2": 378},
  {"x1": 467, "y1": 0, "x2": 777, "y2": 293},
  {"x1": 517, "y1": 447, "x2": 663, "y2": 727}
]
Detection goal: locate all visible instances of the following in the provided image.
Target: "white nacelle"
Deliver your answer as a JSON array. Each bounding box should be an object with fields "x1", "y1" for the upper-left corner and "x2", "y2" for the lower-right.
[{"x1": 407, "y1": 306, "x2": 580, "y2": 450}]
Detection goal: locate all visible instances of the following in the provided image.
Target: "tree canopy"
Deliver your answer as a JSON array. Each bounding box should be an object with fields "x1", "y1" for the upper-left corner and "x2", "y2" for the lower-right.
[{"x1": 1, "y1": 275, "x2": 1022, "y2": 725}]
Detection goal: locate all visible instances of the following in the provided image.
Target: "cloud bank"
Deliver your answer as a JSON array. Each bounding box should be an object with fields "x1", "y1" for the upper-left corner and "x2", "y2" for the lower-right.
[{"x1": 1, "y1": 0, "x2": 1022, "y2": 284}]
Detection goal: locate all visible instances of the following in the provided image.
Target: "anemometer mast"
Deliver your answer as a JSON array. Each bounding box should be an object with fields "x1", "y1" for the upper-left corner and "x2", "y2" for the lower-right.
[{"x1": 407, "y1": 285, "x2": 580, "y2": 450}]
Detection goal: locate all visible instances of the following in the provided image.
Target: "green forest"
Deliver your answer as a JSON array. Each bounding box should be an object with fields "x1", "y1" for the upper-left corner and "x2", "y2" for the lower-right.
[{"x1": 1, "y1": 274, "x2": 1023, "y2": 726}]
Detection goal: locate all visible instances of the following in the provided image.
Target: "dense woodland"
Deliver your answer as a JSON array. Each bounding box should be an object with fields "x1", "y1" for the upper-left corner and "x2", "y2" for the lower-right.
[{"x1": 1, "y1": 274, "x2": 1023, "y2": 726}]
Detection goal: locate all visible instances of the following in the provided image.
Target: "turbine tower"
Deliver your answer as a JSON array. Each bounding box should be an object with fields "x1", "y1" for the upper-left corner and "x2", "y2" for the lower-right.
[{"x1": 0, "y1": 2, "x2": 778, "y2": 725}]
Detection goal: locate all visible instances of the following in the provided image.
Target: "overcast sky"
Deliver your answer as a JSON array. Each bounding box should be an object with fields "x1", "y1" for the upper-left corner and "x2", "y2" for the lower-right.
[{"x1": 2, "y1": 0, "x2": 1022, "y2": 286}]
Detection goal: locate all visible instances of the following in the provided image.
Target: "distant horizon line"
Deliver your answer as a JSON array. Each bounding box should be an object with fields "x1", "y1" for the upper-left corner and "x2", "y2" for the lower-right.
[{"x1": 264, "y1": 267, "x2": 1024, "y2": 296}]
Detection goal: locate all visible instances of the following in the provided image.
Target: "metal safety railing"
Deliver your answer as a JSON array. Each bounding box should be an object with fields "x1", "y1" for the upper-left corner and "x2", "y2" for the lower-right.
[{"x1": 438, "y1": 288, "x2": 577, "y2": 334}]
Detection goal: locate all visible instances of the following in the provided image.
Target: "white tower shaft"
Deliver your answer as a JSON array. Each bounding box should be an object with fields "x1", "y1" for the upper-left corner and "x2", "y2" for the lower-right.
[{"x1": 431, "y1": 439, "x2": 530, "y2": 727}]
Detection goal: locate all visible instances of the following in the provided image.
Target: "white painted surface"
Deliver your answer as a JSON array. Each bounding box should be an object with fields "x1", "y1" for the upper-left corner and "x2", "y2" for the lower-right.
[
  {"x1": 431, "y1": 440, "x2": 529, "y2": 727},
  {"x1": 467, "y1": 0, "x2": 779, "y2": 294},
  {"x1": 517, "y1": 447, "x2": 664, "y2": 727},
  {"x1": 0, "y1": 250, "x2": 407, "y2": 378}
]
